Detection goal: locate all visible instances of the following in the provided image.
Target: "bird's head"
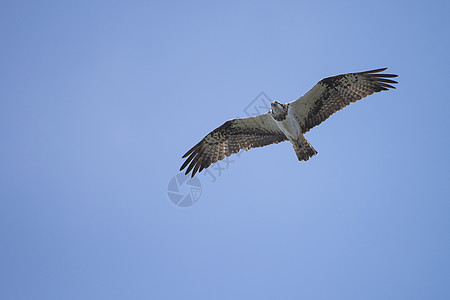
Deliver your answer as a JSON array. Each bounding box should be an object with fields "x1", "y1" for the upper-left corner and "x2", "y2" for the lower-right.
[{"x1": 270, "y1": 101, "x2": 288, "y2": 121}]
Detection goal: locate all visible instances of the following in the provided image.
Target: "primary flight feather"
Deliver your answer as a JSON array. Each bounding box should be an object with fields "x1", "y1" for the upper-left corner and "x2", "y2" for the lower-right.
[{"x1": 180, "y1": 68, "x2": 398, "y2": 177}]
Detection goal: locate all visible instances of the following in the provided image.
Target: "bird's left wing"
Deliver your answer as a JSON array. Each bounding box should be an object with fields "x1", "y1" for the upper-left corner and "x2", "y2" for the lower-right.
[
  {"x1": 180, "y1": 113, "x2": 287, "y2": 177},
  {"x1": 289, "y1": 68, "x2": 398, "y2": 133}
]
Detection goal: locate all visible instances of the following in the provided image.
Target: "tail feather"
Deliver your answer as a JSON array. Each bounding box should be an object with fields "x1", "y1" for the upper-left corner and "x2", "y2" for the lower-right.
[{"x1": 293, "y1": 138, "x2": 318, "y2": 162}]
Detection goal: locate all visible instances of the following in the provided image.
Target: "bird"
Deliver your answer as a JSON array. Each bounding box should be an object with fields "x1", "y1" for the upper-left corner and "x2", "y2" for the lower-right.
[{"x1": 180, "y1": 68, "x2": 398, "y2": 177}]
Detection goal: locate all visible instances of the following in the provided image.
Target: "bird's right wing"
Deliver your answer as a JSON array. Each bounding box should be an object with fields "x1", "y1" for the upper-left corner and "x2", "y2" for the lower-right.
[
  {"x1": 180, "y1": 113, "x2": 287, "y2": 177},
  {"x1": 289, "y1": 68, "x2": 398, "y2": 133}
]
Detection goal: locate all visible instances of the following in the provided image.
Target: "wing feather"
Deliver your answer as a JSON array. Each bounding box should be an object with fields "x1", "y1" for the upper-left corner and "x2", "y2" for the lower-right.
[
  {"x1": 289, "y1": 68, "x2": 398, "y2": 132},
  {"x1": 180, "y1": 113, "x2": 287, "y2": 177}
]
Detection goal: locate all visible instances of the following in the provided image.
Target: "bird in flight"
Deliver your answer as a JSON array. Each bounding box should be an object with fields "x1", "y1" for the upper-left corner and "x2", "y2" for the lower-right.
[{"x1": 180, "y1": 68, "x2": 398, "y2": 177}]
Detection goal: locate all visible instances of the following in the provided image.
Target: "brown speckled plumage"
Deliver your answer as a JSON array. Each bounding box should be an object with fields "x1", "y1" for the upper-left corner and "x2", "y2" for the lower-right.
[
  {"x1": 180, "y1": 68, "x2": 397, "y2": 177},
  {"x1": 180, "y1": 114, "x2": 287, "y2": 177},
  {"x1": 290, "y1": 68, "x2": 398, "y2": 132}
]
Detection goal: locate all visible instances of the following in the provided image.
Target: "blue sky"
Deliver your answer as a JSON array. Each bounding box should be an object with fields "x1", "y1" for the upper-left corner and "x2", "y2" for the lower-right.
[{"x1": 1, "y1": 0, "x2": 450, "y2": 299}]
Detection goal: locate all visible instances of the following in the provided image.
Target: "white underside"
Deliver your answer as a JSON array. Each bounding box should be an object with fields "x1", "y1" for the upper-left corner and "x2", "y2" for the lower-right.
[{"x1": 272, "y1": 110, "x2": 301, "y2": 141}]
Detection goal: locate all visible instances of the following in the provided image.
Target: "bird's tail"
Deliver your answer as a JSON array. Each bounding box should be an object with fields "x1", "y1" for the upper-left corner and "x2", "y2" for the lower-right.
[{"x1": 292, "y1": 137, "x2": 318, "y2": 162}]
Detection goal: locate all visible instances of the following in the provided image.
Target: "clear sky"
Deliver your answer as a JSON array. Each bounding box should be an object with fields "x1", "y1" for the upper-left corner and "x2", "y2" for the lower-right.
[{"x1": 1, "y1": 1, "x2": 450, "y2": 299}]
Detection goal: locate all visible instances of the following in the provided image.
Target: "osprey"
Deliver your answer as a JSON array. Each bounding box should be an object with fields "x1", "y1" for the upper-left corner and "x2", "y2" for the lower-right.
[{"x1": 180, "y1": 68, "x2": 398, "y2": 177}]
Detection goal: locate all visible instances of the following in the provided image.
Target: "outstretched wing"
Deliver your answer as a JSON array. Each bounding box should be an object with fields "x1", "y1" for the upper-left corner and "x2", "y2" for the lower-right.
[
  {"x1": 289, "y1": 68, "x2": 398, "y2": 133},
  {"x1": 180, "y1": 113, "x2": 287, "y2": 177}
]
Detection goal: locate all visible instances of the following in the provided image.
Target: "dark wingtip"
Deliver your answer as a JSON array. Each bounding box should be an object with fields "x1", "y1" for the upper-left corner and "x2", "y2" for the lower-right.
[
  {"x1": 371, "y1": 73, "x2": 398, "y2": 78},
  {"x1": 361, "y1": 67, "x2": 387, "y2": 74},
  {"x1": 363, "y1": 67, "x2": 398, "y2": 78},
  {"x1": 364, "y1": 68, "x2": 398, "y2": 91},
  {"x1": 370, "y1": 67, "x2": 388, "y2": 73},
  {"x1": 182, "y1": 146, "x2": 195, "y2": 158},
  {"x1": 377, "y1": 78, "x2": 398, "y2": 84}
]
